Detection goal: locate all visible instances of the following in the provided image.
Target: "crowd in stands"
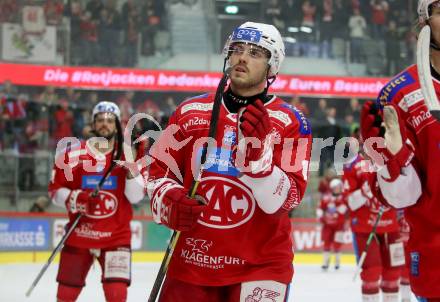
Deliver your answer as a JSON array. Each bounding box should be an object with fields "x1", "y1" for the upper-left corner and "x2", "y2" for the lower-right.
[
  {"x1": 264, "y1": 0, "x2": 416, "y2": 75},
  {"x1": 0, "y1": 80, "x2": 364, "y2": 190},
  {"x1": 1, "y1": 0, "x2": 416, "y2": 75}
]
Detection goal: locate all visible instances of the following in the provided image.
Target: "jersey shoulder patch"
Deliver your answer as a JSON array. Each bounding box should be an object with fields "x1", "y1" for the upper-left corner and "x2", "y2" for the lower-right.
[
  {"x1": 279, "y1": 103, "x2": 312, "y2": 135},
  {"x1": 179, "y1": 93, "x2": 213, "y2": 115},
  {"x1": 378, "y1": 69, "x2": 416, "y2": 106}
]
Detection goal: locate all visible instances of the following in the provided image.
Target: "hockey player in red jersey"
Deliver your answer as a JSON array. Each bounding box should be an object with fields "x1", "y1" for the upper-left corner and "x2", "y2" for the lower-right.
[
  {"x1": 343, "y1": 152, "x2": 403, "y2": 302},
  {"x1": 360, "y1": 1, "x2": 440, "y2": 300},
  {"x1": 48, "y1": 101, "x2": 146, "y2": 302},
  {"x1": 146, "y1": 22, "x2": 312, "y2": 301},
  {"x1": 316, "y1": 178, "x2": 347, "y2": 271}
]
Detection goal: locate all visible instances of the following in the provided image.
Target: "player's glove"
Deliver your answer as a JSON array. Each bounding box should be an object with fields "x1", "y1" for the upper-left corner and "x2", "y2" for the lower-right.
[
  {"x1": 360, "y1": 102, "x2": 414, "y2": 181},
  {"x1": 360, "y1": 100, "x2": 385, "y2": 141},
  {"x1": 66, "y1": 190, "x2": 99, "y2": 215},
  {"x1": 237, "y1": 100, "x2": 274, "y2": 177},
  {"x1": 160, "y1": 187, "x2": 207, "y2": 232}
]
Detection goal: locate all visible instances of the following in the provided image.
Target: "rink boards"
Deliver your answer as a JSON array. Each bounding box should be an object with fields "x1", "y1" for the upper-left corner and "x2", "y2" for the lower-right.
[
  {"x1": 0, "y1": 251, "x2": 357, "y2": 265},
  {"x1": 0, "y1": 211, "x2": 357, "y2": 265}
]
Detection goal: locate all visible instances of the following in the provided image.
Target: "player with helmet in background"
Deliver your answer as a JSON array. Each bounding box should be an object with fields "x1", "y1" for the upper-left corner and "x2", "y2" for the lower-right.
[
  {"x1": 48, "y1": 101, "x2": 146, "y2": 302},
  {"x1": 146, "y1": 22, "x2": 312, "y2": 301},
  {"x1": 360, "y1": 0, "x2": 440, "y2": 300},
  {"x1": 342, "y1": 149, "x2": 403, "y2": 302},
  {"x1": 316, "y1": 178, "x2": 347, "y2": 271}
]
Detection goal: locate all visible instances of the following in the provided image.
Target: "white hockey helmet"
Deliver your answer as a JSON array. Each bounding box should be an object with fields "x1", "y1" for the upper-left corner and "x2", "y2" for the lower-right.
[
  {"x1": 329, "y1": 178, "x2": 343, "y2": 191},
  {"x1": 418, "y1": 0, "x2": 440, "y2": 22},
  {"x1": 92, "y1": 101, "x2": 121, "y2": 121},
  {"x1": 223, "y1": 22, "x2": 285, "y2": 77}
]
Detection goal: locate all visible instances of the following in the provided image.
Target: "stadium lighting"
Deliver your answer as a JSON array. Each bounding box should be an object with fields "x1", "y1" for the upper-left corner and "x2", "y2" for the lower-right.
[
  {"x1": 225, "y1": 5, "x2": 239, "y2": 14},
  {"x1": 300, "y1": 26, "x2": 313, "y2": 33},
  {"x1": 287, "y1": 27, "x2": 299, "y2": 33},
  {"x1": 283, "y1": 37, "x2": 297, "y2": 43}
]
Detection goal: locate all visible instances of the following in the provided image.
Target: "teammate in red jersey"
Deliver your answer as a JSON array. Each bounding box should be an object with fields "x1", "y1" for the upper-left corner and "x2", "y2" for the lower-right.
[
  {"x1": 48, "y1": 101, "x2": 146, "y2": 302},
  {"x1": 343, "y1": 153, "x2": 403, "y2": 302},
  {"x1": 360, "y1": 1, "x2": 440, "y2": 300},
  {"x1": 146, "y1": 22, "x2": 312, "y2": 301},
  {"x1": 316, "y1": 178, "x2": 347, "y2": 271}
]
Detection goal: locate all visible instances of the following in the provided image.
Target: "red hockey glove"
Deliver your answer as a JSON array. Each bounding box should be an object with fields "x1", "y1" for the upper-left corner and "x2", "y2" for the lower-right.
[
  {"x1": 66, "y1": 190, "x2": 99, "y2": 215},
  {"x1": 360, "y1": 100, "x2": 385, "y2": 141},
  {"x1": 237, "y1": 100, "x2": 274, "y2": 177},
  {"x1": 160, "y1": 187, "x2": 207, "y2": 232}
]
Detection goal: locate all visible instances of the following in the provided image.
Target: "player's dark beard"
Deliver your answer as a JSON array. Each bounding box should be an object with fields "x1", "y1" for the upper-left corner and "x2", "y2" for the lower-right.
[{"x1": 95, "y1": 128, "x2": 116, "y2": 140}]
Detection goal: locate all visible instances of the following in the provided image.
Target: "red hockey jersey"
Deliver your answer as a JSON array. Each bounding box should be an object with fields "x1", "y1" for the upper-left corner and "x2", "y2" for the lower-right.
[
  {"x1": 375, "y1": 64, "x2": 440, "y2": 297},
  {"x1": 48, "y1": 140, "x2": 133, "y2": 248},
  {"x1": 342, "y1": 154, "x2": 399, "y2": 234},
  {"x1": 147, "y1": 93, "x2": 312, "y2": 286},
  {"x1": 317, "y1": 194, "x2": 347, "y2": 227}
]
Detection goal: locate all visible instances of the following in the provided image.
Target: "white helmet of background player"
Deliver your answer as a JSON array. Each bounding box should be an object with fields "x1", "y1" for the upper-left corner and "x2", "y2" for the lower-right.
[
  {"x1": 329, "y1": 178, "x2": 343, "y2": 196},
  {"x1": 418, "y1": 0, "x2": 440, "y2": 23},
  {"x1": 92, "y1": 101, "x2": 121, "y2": 121},
  {"x1": 223, "y1": 22, "x2": 285, "y2": 77}
]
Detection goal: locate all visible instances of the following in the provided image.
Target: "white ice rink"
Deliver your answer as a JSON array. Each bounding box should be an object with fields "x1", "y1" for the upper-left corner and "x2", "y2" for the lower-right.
[{"x1": 0, "y1": 263, "x2": 416, "y2": 302}]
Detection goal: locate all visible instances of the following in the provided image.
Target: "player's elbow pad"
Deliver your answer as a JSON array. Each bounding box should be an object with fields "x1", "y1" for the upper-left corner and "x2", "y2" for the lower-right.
[
  {"x1": 52, "y1": 188, "x2": 71, "y2": 207},
  {"x1": 148, "y1": 178, "x2": 183, "y2": 224},
  {"x1": 348, "y1": 189, "x2": 367, "y2": 211},
  {"x1": 125, "y1": 174, "x2": 146, "y2": 204},
  {"x1": 239, "y1": 165, "x2": 300, "y2": 214},
  {"x1": 377, "y1": 164, "x2": 421, "y2": 208}
]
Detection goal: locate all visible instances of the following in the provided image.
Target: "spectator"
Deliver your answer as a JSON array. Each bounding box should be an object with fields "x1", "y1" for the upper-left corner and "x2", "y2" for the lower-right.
[
  {"x1": 385, "y1": 20, "x2": 401, "y2": 75},
  {"x1": 85, "y1": 0, "x2": 103, "y2": 21},
  {"x1": 1, "y1": 91, "x2": 26, "y2": 150},
  {"x1": 65, "y1": 0, "x2": 83, "y2": 65},
  {"x1": 18, "y1": 120, "x2": 41, "y2": 190},
  {"x1": 345, "y1": 97, "x2": 361, "y2": 121},
  {"x1": 319, "y1": 107, "x2": 342, "y2": 176},
  {"x1": 98, "y1": 5, "x2": 120, "y2": 66},
  {"x1": 140, "y1": 0, "x2": 163, "y2": 56},
  {"x1": 311, "y1": 98, "x2": 328, "y2": 124},
  {"x1": 348, "y1": 8, "x2": 367, "y2": 63},
  {"x1": 117, "y1": 91, "x2": 135, "y2": 129},
  {"x1": 123, "y1": 4, "x2": 141, "y2": 67},
  {"x1": 319, "y1": 0, "x2": 335, "y2": 58},
  {"x1": 264, "y1": 0, "x2": 285, "y2": 33},
  {"x1": 53, "y1": 99, "x2": 74, "y2": 143},
  {"x1": 80, "y1": 10, "x2": 99, "y2": 65},
  {"x1": 44, "y1": 0, "x2": 64, "y2": 25},
  {"x1": 29, "y1": 196, "x2": 50, "y2": 212},
  {"x1": 0, "y1": 0, "x2": 19, "y2": 23},
  {"x1": 370, "y1": 0, "x2": 389, "y2": 39}
]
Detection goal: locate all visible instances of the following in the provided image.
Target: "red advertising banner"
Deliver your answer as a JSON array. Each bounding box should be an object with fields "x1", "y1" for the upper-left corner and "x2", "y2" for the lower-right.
[
  {"x1": 0, "y1": 63, "x2": 389, "y2": 98},
  {"x1": 291, "y1": 218, "x2": 353, "y2": 253}
]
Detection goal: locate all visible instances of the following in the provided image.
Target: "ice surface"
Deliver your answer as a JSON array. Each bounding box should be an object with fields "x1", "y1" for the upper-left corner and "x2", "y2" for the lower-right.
[{"x1": 0, "y1": 263, "x2": 416, "y2": 301}]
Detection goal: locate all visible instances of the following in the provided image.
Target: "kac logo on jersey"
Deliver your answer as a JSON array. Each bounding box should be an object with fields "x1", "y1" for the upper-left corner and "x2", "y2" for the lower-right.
[
  {"x1": 86, "y1": 191, "x2": 118, "y2": 219},
  {"x1": 197, "y1": 177, "x2": 255, "y2": 229}
]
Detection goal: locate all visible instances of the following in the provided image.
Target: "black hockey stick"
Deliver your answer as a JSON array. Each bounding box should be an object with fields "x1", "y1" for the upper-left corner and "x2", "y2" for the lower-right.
[
  {"x1": 147, "y1": 68, "x2": 231, "y2": 302},
  {"x1": 417, "y1": 25, "x2": 440, "y2": 120},
  {"x1": 26, "y1": 127, "x2": 123, "y2": 297},
  {"x1": 352, "y1": 207, "x2": 384, "y2": 281}
]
